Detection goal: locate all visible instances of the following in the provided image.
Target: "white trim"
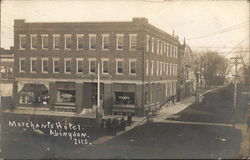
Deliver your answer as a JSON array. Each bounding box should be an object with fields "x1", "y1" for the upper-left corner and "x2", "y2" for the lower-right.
[
  {"x1": 30, "y1": 57, "x2": 37, "y2": 73},
  {"x1": 41, "y1": 58, "x2": 49, "y2": 73},
  {"x1": 116, "y1": 34, "x2": 124, "y2": 51},
  {"x1": 129, "y1": 34, "x2": 137, "y2": 51},
  {"x1": 53, "y1": 34, "x2": 60, "y2": 50},
  {"x1": 30, "y1": 34, "x2": 37, "y2": 50},
  {"x1": 19, "y1": 34, "x2": 26, "y2": 50},
  {"x1": 64, "y1": 34, "x2": 72, "y2": 50},
  {"x1": 101, "y1": 59, "x2": 109, "y2": 74},
  {"x1": 101, "y1": 34, "x2": 109, "y2": 51},
  {"x1": 129, "y1": 59, "x2": 136, "y2": 75},
  {"x1": 116, "y1": 59, "x2": 124, "y2": 75},
  {"x1": 89, "y1": 34, "x2": 96, "y2": 50},
  {"x1": 16, "y1": 77, "x2": 178, "y2": 85},
  {"x1": 41, "y1": 34, "x2": 48, "y2": 50},
  {"x1": 76, "y1": 34, "x2": 84, "y2": 50},
  {"x1": 52, "y1": 58, "x2": 60, "y2": 73},
  {"x1": 76, "y1": 58, "x2": 84, "y2": 74},
  {"x1": 19, "y1": 57, "x2": 26, "y2": 72},
  {"x1": 64, "y1": 58, "x2": 71, "y2": 73},
  {"x1": 88, "y1": 58, "x2": 96, "y2": 74}
]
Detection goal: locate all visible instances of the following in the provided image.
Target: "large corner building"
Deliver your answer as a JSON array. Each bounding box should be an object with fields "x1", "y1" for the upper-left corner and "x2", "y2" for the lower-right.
[{"x1": 13, "y1": 18, "x2": 179, "y2": 117}]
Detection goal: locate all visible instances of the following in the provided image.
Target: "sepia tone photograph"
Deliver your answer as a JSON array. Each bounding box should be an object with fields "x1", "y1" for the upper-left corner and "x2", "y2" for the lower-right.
[{"x1": 0, "y1": 0, "x2": 250, "y2": 159}]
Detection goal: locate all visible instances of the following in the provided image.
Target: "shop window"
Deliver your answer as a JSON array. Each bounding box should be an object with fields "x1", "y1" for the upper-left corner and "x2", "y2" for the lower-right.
[
  {"x1": 115, "y1": 92, "x2": 135, "y2": 105},
  {"x1": 56, "y1": 90, "x2": 76, "y2": 103}
]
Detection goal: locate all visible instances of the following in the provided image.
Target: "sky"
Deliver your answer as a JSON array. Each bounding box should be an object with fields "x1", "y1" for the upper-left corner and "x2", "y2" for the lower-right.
[{"x1": 1, "y1": 0, "x2": 249, "y2": 61}]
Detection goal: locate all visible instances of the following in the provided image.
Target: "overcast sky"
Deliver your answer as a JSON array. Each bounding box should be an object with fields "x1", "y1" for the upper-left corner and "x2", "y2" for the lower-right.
[{"x1": 1, "y1": 0, "x2": 249, "y2": 59}]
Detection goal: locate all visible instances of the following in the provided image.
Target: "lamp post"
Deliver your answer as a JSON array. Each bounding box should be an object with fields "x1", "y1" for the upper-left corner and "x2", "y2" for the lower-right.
[{"x1": 96, "y1": 62, "x2": 102, "y2": 126}]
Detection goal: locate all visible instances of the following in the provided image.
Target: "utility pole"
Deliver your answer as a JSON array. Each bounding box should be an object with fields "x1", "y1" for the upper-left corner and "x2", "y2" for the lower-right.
[{"x1": 231, "y1": 56, "x2": 242, "y2": 126}]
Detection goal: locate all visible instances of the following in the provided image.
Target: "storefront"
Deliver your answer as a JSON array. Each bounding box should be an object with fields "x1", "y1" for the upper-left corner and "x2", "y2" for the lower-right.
[{"x1": 18, "y1": 83, "x2": 49, "y2": 107}]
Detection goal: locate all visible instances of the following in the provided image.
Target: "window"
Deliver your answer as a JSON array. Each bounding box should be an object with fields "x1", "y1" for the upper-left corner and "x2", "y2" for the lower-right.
[
  {"x1": 77, "y1": 34, "x2": 84, "y2": 50},
  {"x1": 19, "y1": 58, "x2": 26, "y2": 72},
  {"x1": 151, "y1": 38, "x2": 154, "y2": 52},
  {"x1": 160, "y1": 42, "x2": 163, "y2": 55},
  {"x1": 164, "y1": 43, "x2": 166, "y2": 53},
  {"x1": 146, "y1": 35, "x2": 150, "y2": 52},
  {"x1": 89, "y1": 59, "x2": 96, "y2": 74},
  {"x1": 146, "y1": 59, "x2": 149, "y2": 75},
  {"x1": 115, "y1": 92, "x2": 135, "y2": 105},
  {"x1": 170, "y1": 45, "x2": 172, "y2": 57},
  {"x1": 129, "y1": 34, "x2": 137, "y2": 51},
  {"x1": 56, "y1": 90, "x2": 76, "y2": 103},
  {"x1": 163, "y1": 62, "x2": 166, "y2": 73},
  {"x1": 76, "y1": 58, "x2": 83, "y2": 73},
  {"x1": 167, "y1": 43, "x2": 169, "y2": 57},
  {"x1": 30, "y1": 34, "x2": 37, "y2": 49},
  {"x1": 65, "y1": 34, "x2": 72, "y2": 50},
  {"x1": 160, "y1": 62, "x2": 162, "y2": 75},
  {"x1": 102, "y1": 59, "x2": 109, "y2": 74},
  {"x1": 53, "y1": 34, "x2": 60, "y2": 50},
  {"x1": 102, "y1": 34, "x2": 109, "y2": 50},
  {"x1": 156, "y1": 61, "x2": 159, "y2": 76},
  {"x1": 89, "y1": 34, "x2": 96, "y2": 50},
  {"x1": 41, "y1": 58, "x2": 49, "y2": 73},
  {"x1": 42, "y1": 34, "x2": 48, "y2": 50},
  {"x1": 53, "y1": 58, "x2": 60, "y2": 73},
  {"x1": 176, "y1": 47, "x2": 178, "y2": 58},
  {"x1": 157, "y1": 40, "x2": 160, "y2": 54},
  {"x1": 19, "y1": 34, "x2": 26, "y2": 50},
  {"x1": 116, "y1": 34, "x2": 124, "y2": 50},
  {"x1": 166, "y1": 63, "x2": 169, "y2": 75},
  {"x1": 170, "y1": 63, "x2": 172, "y2": 75},
  {"x1": 64, "y1": 58, "x2": 71, "y2": 73},
  {"x1": 116, "y1": 59, "x2": 123, "y2": 74},
  {"x1": 30, "y1": 58, "x2": 37, "y2": 73},
  {"x1": 129, "y1": 59, "x2": 136, "y2": 75},
  {"x1": 151, "y1": 60, "x2": 154, "y2": 75}
]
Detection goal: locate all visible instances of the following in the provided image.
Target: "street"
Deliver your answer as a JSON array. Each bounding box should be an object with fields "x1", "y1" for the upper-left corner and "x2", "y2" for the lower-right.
[{"x1": 0, "y1": 85, "x2": 249, "y2": 159}]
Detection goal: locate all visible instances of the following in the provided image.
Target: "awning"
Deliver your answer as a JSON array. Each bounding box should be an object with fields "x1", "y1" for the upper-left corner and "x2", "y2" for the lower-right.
[{"x1": 20, "y1": 84, "x2": 48, "y2": 93}]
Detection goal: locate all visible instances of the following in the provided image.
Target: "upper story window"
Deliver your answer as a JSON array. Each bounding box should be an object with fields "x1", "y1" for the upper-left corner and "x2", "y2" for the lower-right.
[
  {"x1": 30, "y1": 58, "x2": 37, "y2": 73},
  {"x1": 156, "y1": 61, "x2": 159, "y2": 75},
  {"x1": 89, "y1": 34, "x2": 96, "y2": 50},
  {"x1": 175, "y1": 47, "x2": 178, "y2": 58},
  {"x1": 129, "y1": 59, "x2": 136, "y2": 75},
  {"x1": 151, "y1": 60, "x2": 154, "y2": 75},
  {"x1": 129, "y1": 34, "x2": 137, "y2": 51},
  {"x1": 77, "y1": 34, "x2": 84, "y2": 50},
  {"x1": 41, "y1": 34, "x2": 48, "y2": 50},
  {"x1": 19, "y1": 58, "x2": 26, "y2": 72},
  {"x1": 102, "y1": 59, "x2": 109, "y2": 74},
  {"x1": 64, "y1": 58, "x2": 71, "y2": 73},
  {"x1": 89, "y1": 58, "x2": 96, "y2": 74},
  {"x1": 41, "y1": 58, "x2": 49, "y2": 73},
  {"x1": 76, "y1": 58, "x2": 84, "y2": 73},
  {"x1": 19, "y1": 34, "x2": 26, "y2": 50},
  {"x1": 160, "y1": 62, "x2": 162, "y2": 75},
  {"x1": 146, "y1": 35, "x2": 150, "y2": 52},
  {"x1": 166, "y1": 63, "x2": 169, "y2": 75},
  {"x1": 116, "y1": 34, "x2": 124, "y2": 50},
  {"x1": 146, "y1": 59, "x2": 149, "y2": 75},
  {"x1": 170, "y1": 63, "x2": 172, "y2": 75},
  {"x1": 151, "y1": 38, "x2": 154, "y2": 53},
  {"x1": 64, "y1": 34, "x2": 72, "y2": 50},
  {"x1": 30, "y1": 34, "x2": 37, "y2": 50},
  {"x1": 163, "y1": 62, "x2": 166, "y2": 74},
  {"x1": 167, "y1": 43, "x2": 169, "y2": 57},
  {"x1": 116, "y1": 59, "x2": 123, "y2": 74},
  {"x1": 160, "y1": 42, "x2": 163, "y2": 55},
  {"x1": 102, "y1": 34, "x2": 109, "y2": 50},
  {"x1": 170, "y1": 44, "x2": 172, "y2": 57},
  {"x1": 157, "y1": 40, "x2": 160, "y2": 54},
  {"x1": 53, "y1": 58, "x2": 60, "y2": 73},
  {"x1": 53, "y1": 34, "x2": 60, "y2": 50},
  {"x1": 164, "y1": 43, "x2": 166, "y2": 53}
]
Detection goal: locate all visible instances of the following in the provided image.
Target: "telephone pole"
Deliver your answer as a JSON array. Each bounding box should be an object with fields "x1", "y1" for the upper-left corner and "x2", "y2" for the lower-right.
[{"x1": 231, "y1": 56, "x2": 242, "y2": 126}]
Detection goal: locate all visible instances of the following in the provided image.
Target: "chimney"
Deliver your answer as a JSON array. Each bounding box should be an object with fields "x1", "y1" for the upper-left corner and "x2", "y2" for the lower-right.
[{"x1": 132, "y1": 17, "x2": 148, "y2": 24}]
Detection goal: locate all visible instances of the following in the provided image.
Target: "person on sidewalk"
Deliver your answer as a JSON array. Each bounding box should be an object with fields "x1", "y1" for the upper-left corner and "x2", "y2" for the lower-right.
[
  {"x1": 121, "y1": 117, "x2": 126, "y2": 131},
  {"x1": 127, "y1": 113, "x2": 132, "y2": 126}
]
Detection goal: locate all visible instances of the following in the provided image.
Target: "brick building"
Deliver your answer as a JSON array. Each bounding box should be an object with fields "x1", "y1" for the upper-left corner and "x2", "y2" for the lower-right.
[{"x1": 13, "y1": 18, "x2": 178, "y2": 116}]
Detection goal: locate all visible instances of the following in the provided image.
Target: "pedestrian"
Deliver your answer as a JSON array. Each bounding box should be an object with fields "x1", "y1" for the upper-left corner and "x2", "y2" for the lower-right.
[
  {"x1": 120, "y1": 117, "x2": 126, "y2": 131},
  {"x1": 127, "y1": 113, "x2": 132, "y2": 126},
  {"x1": 172, "y1": 96, "x2": 175, "y2": 104}
]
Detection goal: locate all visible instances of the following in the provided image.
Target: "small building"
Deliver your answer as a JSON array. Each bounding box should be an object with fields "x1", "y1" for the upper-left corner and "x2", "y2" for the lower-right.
[{"x1": 13, "y1": 18, "x2": 179, "y2": 117}]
